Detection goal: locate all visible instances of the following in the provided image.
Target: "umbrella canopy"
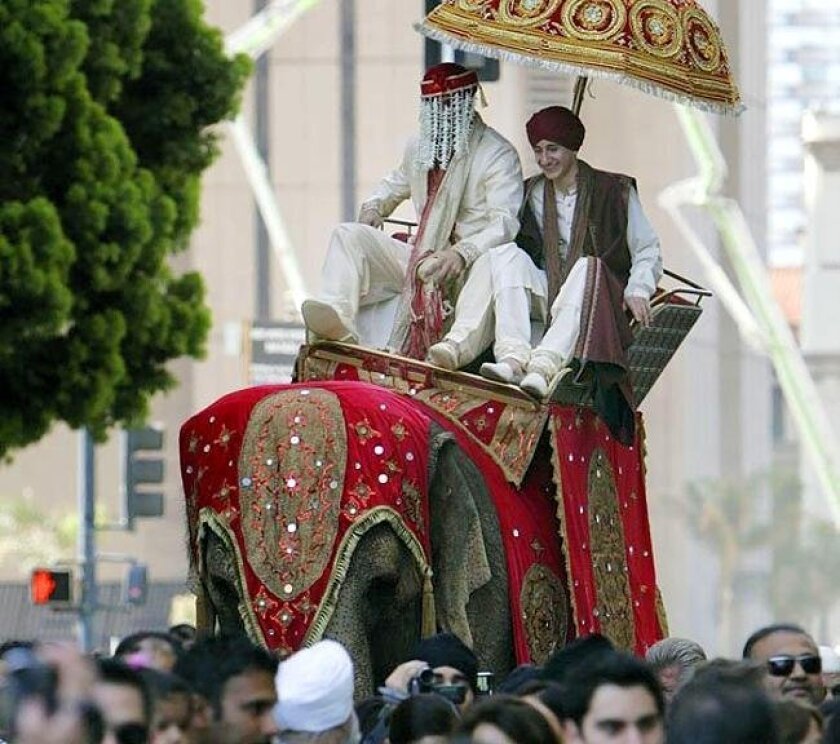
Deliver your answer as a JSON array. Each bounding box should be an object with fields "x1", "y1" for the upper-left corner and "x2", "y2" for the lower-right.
[{"x1": 417, "y1": 0, "x2": 742, "y2": 115}]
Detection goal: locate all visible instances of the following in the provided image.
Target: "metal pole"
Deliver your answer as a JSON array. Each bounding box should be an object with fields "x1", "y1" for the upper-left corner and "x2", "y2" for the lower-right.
[
  {"x1": 78, "y1": 429, "x2": 97, "y2": 652},
  {"x1": 255, "y1": 0, "x2": 271, "y2": 321},
  {"x1": 340, "y1": 0, "x2": 356, "y2": 222}
]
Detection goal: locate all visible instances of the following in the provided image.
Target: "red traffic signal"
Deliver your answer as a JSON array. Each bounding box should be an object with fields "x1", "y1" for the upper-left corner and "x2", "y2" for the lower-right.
[{"x1": 30, "y1": 568, "x2": 73, "y2": 605}]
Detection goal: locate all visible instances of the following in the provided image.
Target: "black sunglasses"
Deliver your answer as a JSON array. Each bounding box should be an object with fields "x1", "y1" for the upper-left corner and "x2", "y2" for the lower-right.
[
  {"x1": 767, "y1": 654, "x2": 822, "y2": 677},
  {"x1": 114, "y1": 722, "x2": 150, "y2": 744}
]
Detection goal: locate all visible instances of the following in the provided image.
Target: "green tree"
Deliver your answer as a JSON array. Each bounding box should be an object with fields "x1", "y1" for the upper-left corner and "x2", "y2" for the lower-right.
[{"x1": 0, "y1": 0, "x2": 250, "y2": 458}]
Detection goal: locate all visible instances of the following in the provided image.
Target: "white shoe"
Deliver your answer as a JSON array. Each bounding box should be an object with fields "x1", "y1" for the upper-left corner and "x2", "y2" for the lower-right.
[
  {"x1": 520, "y1": 371, "x2": 549, "y2": 399},
  {"x1": 427, "y1": 341, "x2": 459, "y2": 370},
  {"x1": 301, "y1": 300, "x2": 357, "y2": 343},
  {"x1": 480, "y1": 361, "x2": 524, "y2": 385}
]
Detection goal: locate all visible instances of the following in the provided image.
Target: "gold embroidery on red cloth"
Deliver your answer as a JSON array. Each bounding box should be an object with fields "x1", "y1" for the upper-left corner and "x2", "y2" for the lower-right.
[
  {"x1": 239, "y1": 389, "x2": 346, "y2": 601},
  {"x1": 298, "y1": 346, "x2": 546, "y2": 485},
  {"x1": 683, "y1": 8, "x2": 722, "y2": 72},
  {"x1": 562, "y1": 0, "x2": 626, "y2": 41},
  {"x1": 629, "y1": 0, "x2": 683, "y2": 59},
  {"x1": 402, "y1": 480, "x2": 425, "y2": 533},
  {"x1": 588, "y1": 447, "x2": 634, "y2": 650},
  {"x1": 655, "y1": 586, "x2": 670, "y2": 637},
  {"x1": 548, "y1": 414, "x2": 582, "y2": 634},
  {"x1": 520, "y1": 563, "x2": 569, "y2": 664},
  {"x1": 498, "y1": 0, "x2": 563, "y2": 27}
]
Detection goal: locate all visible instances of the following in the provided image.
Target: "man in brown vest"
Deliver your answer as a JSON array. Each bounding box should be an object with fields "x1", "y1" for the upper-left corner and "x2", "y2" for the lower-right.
[{"x1": 428, "y1": 106, "x2": 661, "y2": 444}]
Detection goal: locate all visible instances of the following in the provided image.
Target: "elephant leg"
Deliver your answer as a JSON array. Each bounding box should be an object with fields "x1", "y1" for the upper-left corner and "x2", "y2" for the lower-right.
[
  {"x1": 323, "y1": 522, "x2": 423, "y2": 697},
  {"x1": 430, "y1": 433, "x2": 514, "y2": 679},
  {"x1": 202, "y1": 531, "x2": 247, "y2": 638}
]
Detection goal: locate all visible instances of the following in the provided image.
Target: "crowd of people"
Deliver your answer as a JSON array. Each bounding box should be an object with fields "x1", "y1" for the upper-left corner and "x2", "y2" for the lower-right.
[{"x1": 1, "y1": 622, "x2": 838, "y2": 743}]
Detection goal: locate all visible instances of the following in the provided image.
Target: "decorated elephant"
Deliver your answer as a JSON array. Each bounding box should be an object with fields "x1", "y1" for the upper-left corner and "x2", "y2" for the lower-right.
[{"x1": 181, "y1": 347, "x2": 666, "y2": 695}]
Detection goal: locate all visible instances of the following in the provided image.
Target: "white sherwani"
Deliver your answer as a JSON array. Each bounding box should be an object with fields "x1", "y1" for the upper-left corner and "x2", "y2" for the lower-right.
[{"x1": 311, "y1": 120, "x2": 523, "y2": 347}]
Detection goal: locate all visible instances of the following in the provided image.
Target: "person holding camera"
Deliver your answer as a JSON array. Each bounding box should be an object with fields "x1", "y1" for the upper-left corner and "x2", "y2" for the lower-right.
[{"x1": 380, "y1": 633, "x2": 480, "y2": 715}]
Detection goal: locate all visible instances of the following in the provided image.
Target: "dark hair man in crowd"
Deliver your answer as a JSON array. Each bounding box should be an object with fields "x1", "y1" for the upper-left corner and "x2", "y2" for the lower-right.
[
  {"x1": 174, "y1": 635, "x2": 279, "y2": 744},
  {"x1": 139, "y1": 668, "x2": 194, "y2": 744},
  {"x1": 667, "y1": 673, "x2": 781, "y2": 744},
  {"x1": 94, "y1": 658, "x2": 154, "y2": 744},
  {"x1": 559, "y1": 652, "x2": 664, "y2": 744},
  {"x1": 114, "y1": 632, "x2": 181, "y2": 674},
  {"x1": 743, "y1": 623, "x2": 826, "y2": 706}
]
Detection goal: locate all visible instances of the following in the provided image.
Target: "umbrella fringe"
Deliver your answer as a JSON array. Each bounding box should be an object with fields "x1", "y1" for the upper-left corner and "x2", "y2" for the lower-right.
[{"x1": 415, "y1": 21, "x2": 745, "y2": 117}]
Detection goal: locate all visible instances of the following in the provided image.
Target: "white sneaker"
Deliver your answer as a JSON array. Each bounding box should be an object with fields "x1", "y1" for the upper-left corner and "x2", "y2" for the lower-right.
[
  {"x1": 427, "y1": 341, "x2": 459, "y2": 370},
  {"x1": 480, "y1": 361, "x2": 524, "y2": 385},
  {"x1": 301, "y1": 300, "x2": 357, "y2": 343},
  {"x1": 520, "y1": 371, "x2": 549, "y2": 399}
]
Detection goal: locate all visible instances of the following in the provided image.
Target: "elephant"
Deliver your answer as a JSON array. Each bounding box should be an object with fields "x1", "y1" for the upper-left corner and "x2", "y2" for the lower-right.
[
  {"x1": 182, "y1": 383, "x2": 556, "y2": 694},
  {"x1": 194, "y1": 412, "x2": 518, "y2": 696},
  {"x1": 181, "y1": 373, "x2": 662, "y2": 697}
]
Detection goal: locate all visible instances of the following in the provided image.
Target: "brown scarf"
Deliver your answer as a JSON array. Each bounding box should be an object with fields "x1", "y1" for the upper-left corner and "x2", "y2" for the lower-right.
[{"x1": 541, "y1": 168, "x2": 595, "y2": 309}]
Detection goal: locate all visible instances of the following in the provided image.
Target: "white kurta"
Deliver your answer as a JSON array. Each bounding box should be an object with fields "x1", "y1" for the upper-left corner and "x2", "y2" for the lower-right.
[
  {"x1": 442, "y1": 175, "x2": 663, "y2": 370},
  {"x1": 310, "y1": 122, "x2": 523, "y2": 346}
]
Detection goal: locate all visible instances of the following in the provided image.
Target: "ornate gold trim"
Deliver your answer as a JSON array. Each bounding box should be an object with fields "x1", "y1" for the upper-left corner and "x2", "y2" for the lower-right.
[
  {"x1": 683, "y1": 8, "x2": 722, "y2": 73},
  {"x1": 548, "y1": 414, "x2": 581, "y2": 635},
  {"x1": 197, "y1": 509, "x2": 268, "y2": 650},
  {"x1": 628, "y1": 0, "x2": 683, "y2": 59},
  {"x1": 498, "y1": 0, "x2": 564, "y2": 28},
  {"x1": 562, "y1": 0, "x2": 627, "y2": 42},
  {"x1": 588, "y1": 447, "x2": 634, "y2": 650}
]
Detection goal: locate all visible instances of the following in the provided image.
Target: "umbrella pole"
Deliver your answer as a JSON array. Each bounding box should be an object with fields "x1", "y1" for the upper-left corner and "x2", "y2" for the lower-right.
[{"x1": 572, "y1": 76, "x2": 588, "y2": 116}]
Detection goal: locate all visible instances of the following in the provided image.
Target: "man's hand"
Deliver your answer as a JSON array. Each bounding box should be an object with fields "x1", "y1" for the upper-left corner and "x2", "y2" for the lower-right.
[
  {"x1": 357, "y1": 205, "x2": 383, "y2": 229},
  {"x1": 625, "y1": 295, "x2": 652, "y2": 327},
  {"x1": 384, "y1": 660, "x2": 430, "y2": 693},
  {"x1": 417, "y1": 249, "x2": 465, "y2": 286}
]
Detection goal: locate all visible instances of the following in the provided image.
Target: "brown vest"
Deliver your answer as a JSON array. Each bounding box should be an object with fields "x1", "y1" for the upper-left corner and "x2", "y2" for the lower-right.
[{"x1": 515, "y1": 161, "x2": 635, "y2": 286}]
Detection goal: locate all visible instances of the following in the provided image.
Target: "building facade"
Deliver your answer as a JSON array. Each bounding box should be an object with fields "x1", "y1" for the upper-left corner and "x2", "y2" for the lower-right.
[{"x1": 0, "y1": 0, "x2": 776, "y2": 654}]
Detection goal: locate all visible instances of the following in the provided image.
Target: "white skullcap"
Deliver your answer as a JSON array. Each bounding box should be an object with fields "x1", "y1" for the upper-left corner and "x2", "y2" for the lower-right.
[
  {"x1": 820, "y1": 645, "x2": 840, "y2": 673},
  {"x1": 273, "y1": 639, "x2": 354, "y2": 732}
]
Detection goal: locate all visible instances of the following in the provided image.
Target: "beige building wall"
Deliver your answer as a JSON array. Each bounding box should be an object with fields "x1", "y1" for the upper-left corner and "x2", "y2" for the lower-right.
[{"x1": 0, "y1": 0, "x2": 772, "y2": 653}]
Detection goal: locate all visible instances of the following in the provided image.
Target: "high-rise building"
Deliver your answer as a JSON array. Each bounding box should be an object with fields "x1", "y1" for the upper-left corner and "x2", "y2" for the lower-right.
[{"x1": 768, "y1": 0, "x2": 840, "y2": 266}]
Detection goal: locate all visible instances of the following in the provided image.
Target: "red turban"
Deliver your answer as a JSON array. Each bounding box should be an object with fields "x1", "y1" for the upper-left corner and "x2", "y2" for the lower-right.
[
  {"x1": 526, "y1": 106, "x2": 586, "y2": 151},
  {"x1": 421, "y1": 63, "x2": 479, "y2": 98}
]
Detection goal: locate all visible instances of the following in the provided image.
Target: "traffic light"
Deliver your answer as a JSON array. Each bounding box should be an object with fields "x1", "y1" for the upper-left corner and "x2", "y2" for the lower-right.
[
  {"x1": 30, "y1": 568, "x2": 73, "y2": 605},
  {"x1": 124, "y1": 426, "x2": 165, "y2": 528},
  {"x1": 123, "y1": 564, "x2": 148, "y2": 606},
  {"x1": 424, "y1": 0, "x2": 500, "y2": 82}
]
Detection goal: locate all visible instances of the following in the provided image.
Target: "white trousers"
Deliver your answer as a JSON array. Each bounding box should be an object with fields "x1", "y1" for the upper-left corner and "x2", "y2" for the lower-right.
[
  {"x1": 443, "y1": 245, "x2": 589, "y2": 376},
  {"x1": 316, "y1": 223, "x2": 411, "y2": 341}
]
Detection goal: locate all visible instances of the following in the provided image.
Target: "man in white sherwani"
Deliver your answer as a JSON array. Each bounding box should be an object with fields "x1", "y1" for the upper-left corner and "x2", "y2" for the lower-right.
[{"x1": 301, "y1": 63, "x2": 523, "y2": 359}]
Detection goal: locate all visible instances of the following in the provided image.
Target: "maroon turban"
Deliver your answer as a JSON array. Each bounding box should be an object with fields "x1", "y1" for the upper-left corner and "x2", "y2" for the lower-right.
[{"x1": 526, "y1": 106, "x2": 586, "y2": 151}]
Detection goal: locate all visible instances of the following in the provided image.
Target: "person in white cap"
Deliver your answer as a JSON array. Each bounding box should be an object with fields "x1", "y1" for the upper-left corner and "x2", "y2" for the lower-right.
[{"x1": 273, "y1": 639, "x2": 359, "y2": 744}]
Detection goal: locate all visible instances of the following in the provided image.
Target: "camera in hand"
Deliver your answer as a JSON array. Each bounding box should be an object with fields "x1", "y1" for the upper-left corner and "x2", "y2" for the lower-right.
[{"x1": 408, "y1": 668, "x2": 467, "y2": 705}]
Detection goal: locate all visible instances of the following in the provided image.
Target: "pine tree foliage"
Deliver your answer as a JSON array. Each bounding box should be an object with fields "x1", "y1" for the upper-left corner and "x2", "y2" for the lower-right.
[{"x1": 0, "y1": 0, "x2": 250, "y2": 457}]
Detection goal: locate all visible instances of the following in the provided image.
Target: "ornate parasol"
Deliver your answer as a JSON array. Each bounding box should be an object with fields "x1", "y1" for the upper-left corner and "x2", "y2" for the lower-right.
[{"x1": 416, "y1": 0, "x2": 742, "y2": 115}]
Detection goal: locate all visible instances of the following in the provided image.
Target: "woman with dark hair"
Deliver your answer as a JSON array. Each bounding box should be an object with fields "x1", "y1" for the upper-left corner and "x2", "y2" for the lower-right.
[
  {"x1": 387, "y1": 694, "x2": 458, "y2": 744},
  {"x1": 457, "y1": 694, "x2": 556, "y2": 744}
]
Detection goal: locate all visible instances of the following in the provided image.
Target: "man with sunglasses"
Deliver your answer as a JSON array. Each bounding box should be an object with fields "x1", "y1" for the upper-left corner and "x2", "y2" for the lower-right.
[{"x1": 743, "y1": 623, "x2": 827, "y2": 706}]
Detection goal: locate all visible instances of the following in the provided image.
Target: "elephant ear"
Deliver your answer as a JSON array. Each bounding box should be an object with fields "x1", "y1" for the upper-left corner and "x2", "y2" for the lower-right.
[{"x1": 428, "y1": 425, "x2": 499, "y2": 648}]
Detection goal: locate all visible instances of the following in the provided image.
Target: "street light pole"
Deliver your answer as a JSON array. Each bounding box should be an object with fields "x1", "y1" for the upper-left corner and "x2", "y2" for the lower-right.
[
  {"x1": 77, "y1": 428, "x2": 97, "y2": 652},
  {"x1": 340, "y1": 0, "x2": 356, "y2": 222}
]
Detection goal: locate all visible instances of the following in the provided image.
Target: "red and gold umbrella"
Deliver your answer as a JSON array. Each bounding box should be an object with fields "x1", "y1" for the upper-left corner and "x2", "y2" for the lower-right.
[{"x1": 417, "y1": 0, "x2": 742, "y2": 115}]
